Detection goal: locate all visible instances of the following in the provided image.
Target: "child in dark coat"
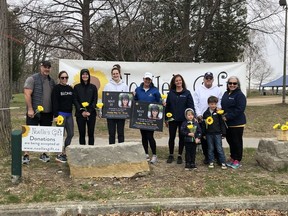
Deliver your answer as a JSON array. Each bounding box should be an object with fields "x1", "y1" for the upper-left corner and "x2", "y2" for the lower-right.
[
  {"x1": 202, "y1": 96, "x2": 227, "y2": 170},
  {"x1": 180, "y1": 108, "x2": 202, "y2": 170}
]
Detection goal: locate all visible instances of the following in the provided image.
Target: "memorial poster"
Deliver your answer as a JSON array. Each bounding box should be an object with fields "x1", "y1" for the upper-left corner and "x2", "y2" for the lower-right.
[
  {"x1": 102, "y1": 91, "x2": 133, "y2": 119},
  {"x1": 129, "y1": 101, "x2": 164, "y2": 131}
]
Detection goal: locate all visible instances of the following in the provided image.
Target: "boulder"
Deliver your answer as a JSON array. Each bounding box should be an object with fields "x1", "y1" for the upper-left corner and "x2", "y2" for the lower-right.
[
  {"x1": 255, "y1": 139, "x2": 288, "y2": 171},
  {"x1": 66, "y1": 142, "x2": 150, "y2": 178}
]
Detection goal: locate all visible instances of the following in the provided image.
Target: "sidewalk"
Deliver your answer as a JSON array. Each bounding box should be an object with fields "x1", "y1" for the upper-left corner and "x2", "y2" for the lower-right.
[
  {"x1": 71, "y1": 136, "x2": 262, "y2": 148},
  {"x1": 1, "y1": 196, "x2": 287, "y2": 215}
]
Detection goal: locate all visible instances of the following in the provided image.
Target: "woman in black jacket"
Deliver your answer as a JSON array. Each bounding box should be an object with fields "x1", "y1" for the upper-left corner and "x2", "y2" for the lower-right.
[
  {"x1": 221, "y1": 76, "x2": 246, "y2": 169},
  {"x1": 74, "y1": 69, "x2": 98, "y2": 145},
  {"x1": 165, "y1": 74, "x2": 195, "y2": 164}
]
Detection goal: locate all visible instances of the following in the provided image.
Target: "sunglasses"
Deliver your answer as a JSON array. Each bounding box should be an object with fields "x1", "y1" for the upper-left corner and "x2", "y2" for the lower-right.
[
  {"x1": 60, "y1": 77, "x2": 69, "y2": 80},
  {"x1": 228, "y1": 82, "x2": 238, "y2": 85},
  {"x1": 205, "y1": 77, "x2": 213, "y2": 80},
  {"x1": 43, "y1": 66, "x2": 51, "y2": 69}
]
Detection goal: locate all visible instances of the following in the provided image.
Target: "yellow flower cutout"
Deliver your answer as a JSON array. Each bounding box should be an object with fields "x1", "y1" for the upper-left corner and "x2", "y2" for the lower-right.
[
  {"x1": 217, "y1": 109, "x2": 224, "y2": 115},
  {"x1": 37, "y1": 105, "x2": 44, "y2": 112},
  {"x1": 82, "y1": 102, "x2": 89, "y2": 108},
  {"x1": 161, "y1": 94, "x2": 167, "y2": 100},
  {"x1": 281, "y1": 125, "x2": 288, "y2": 131},
  {"x1": 206, "y1": 116, "x2": 214, "y2": 125},
  {"x1": 273, "y1": 123, "x2": 281, "y2": 130},
  {"x1": 96, "y1": 103, "x2": 104, "y2": 109},
  {"x1": 56, "y1": 115, "x2": 64, "y2": 126},
  {"x1": 187, "y1": 124, "x2": 193, "y2": 129},
  {"x1": 166, "y1": 112, "x2": 172, "y2": 118}
]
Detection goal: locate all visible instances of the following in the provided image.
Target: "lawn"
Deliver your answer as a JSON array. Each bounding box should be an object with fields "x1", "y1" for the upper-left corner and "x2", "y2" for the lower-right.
[{"x1": 0, "y1": 94, "x2": 287, "y2": 205}]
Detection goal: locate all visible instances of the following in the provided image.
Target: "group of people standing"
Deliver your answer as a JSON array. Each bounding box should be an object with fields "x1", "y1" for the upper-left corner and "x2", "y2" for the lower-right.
[
  {"x1": 23, "y1": 61, "x2": 100, "y2": 164},
  {"x1": 22, "y1": 60, "x2": 246, "y2": 171},
  {"x1": 165, "y1": 72, "x2": 246, "y2": 170}
]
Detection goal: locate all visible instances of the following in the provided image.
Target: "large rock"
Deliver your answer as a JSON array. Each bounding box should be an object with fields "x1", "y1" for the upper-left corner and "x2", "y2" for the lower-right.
[
  {"x1": 66, "y1": 142, "x2": 150, "y2": 178},
  {"x1": 255, "y1": 139, "x2": 288, "y2": 171}
]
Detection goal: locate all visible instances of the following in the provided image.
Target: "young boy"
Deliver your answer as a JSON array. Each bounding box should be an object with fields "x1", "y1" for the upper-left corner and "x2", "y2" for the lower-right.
[
  {"x1": 202, "y1": 96, "x2": 227, "y2": 170},
  {"x1": 180, "y1": 108, "x2": 202, "y2": 170}
]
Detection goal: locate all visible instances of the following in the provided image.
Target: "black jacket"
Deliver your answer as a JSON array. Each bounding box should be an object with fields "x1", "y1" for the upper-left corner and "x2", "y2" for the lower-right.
[
  {"x1": 165, "y1": 89, "x2": 195, "y2": 122},
  {"x1": 73, "y1": 69, "x2": 98, "y2": 117},
  {"x1": 180, "y1": 120, "x2": 202, "y2": 143},
  {"x1": 202, "y1": 108, "x2": 226, "y2": 136}
]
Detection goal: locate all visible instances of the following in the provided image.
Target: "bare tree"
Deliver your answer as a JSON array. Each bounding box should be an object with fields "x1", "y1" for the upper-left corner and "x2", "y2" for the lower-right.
[{"x1": 0, "y1": 0, "x2": 12, "y2": 156}]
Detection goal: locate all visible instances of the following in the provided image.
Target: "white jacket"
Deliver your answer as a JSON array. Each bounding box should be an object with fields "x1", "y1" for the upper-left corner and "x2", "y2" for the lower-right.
[
  {"x1": 104, "y1": 79, "x2": 129, "y2": 92},
  {"x1": 193, "y1": 85, "x2": 223, "y2": 117}
]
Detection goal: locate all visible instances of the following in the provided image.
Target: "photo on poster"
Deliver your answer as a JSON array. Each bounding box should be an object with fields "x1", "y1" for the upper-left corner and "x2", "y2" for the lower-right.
[
  {"x1": 129, "y1": 101, "x2": 164, "y2": 131},
  {"x1": 148, "y1": 104, "x2": 163, "y2": 120},
  {"x1": 102, "y1": 91, "x2": 133, "y2": 119}
]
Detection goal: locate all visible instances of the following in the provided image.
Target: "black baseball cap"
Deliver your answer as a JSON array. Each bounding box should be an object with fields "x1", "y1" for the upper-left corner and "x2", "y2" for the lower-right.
[
  {"x1": 204, "y1": 72, "x2": 213, "y2": 79},
  {"x1": 40, "y1": 60, "x2": 51, "y2": 67}
]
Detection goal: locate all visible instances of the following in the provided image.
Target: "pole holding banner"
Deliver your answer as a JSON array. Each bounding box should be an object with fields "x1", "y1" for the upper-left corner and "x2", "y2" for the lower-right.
[{"x1": 11, "y1": 129, "x2": 22, "y2": 184}]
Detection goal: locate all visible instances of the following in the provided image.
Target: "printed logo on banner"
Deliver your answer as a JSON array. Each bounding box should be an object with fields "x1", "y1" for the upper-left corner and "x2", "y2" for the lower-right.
[
  {"x1": 129, "y1": 101, "x2": 164, "y2": 131},
  {"x1": 22, "y1": 125, "x2": 64, "y2": 152},
  {"x1": 102, "y1": 91, "x2": 133, "y2": 119},
  {"x1": 72, "y1": 68, "x2": 109, "y2": 99}
]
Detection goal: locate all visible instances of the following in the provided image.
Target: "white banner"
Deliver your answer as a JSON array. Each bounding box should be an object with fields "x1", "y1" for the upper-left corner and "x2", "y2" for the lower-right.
[
  {"x1": 22, "y1": 126, "x2": 64, "y2": 152},
  {"x1": 59, "y1": 60, "x2": 246, "y2": 99}
]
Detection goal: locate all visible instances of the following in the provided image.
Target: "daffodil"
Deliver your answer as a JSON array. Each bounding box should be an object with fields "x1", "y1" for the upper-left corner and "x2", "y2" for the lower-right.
[
  {"x1": 187, "y1": 124, "x2": 193, "y2": 129},
  {"x1": 161, "y1": 94, "x2": 167, "y2": 100},
  {"x1": 166, "y1": 112, "x2": 174, "y2": 122},
  {"x1": 56, "y1": 115, "x2": 64, "y2": 126},
  {"x1": 37, "y1": 105, "x2": 44, "y2": 112},
  {"x1": 96, "y1": 103, "x2": 104, "y2": 109},
  {"x1": 281, "y1": 125, "x2": 288, "y2": 131},
  {"x1": 34, "y1": 105, "x2": 44, "y2": 116},
  {"x1": 187, "y1": 123, "x2": 196, "y2": 142},
  {"x1": 273, "y1": 123, "x2": 281, "y2": 129},
  {"x1": 206, "y1": 116, "x2": 214, "y2": 125},
  {"x1": 217, "y1": 109, "x2": 224, "y2": 115},
  {"x1": 82, "y1": 102, "x2": 89, "y2": 108}
]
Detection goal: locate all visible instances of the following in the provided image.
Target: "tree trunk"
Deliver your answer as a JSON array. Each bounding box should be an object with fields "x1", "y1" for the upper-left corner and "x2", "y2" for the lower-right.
[
  {"x1": 0, "y1": 0, "x2": 12, "y2": 156},
  {"x1": 82, "y1": 0, "x2": 92, "y2": 60}
]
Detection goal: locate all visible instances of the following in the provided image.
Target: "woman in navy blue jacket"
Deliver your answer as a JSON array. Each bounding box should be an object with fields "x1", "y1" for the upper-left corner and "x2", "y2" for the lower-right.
[
  {"x1": 165, "y1": 74, "x2": 195, "y2": 164},
  {"x1": 221, "y1": 76, "x2": 246, "y2": 169},
  {"x1": 134, "y1": 72, "x2": 161, "y2": 164}
]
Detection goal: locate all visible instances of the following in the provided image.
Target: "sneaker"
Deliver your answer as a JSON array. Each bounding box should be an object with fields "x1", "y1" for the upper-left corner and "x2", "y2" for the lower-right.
[
  {"x1": 231, "y1": 160, "x2": 241, "y2": 169},
  {"x1": 226, "y1": 158, "x2": 234, "y2": 167},
  {"x1": 150, "y1": 155, "x2": 157, "y2": 164},
  {"x1": 176, "y1": 155, "x2": 183, "y2": 164},
  {"x1": 221, "y1": 163, "x2": 227, "y2": 170},
  {"x1": 208, "y1": 163, "x2": 214, "y2": 169},
  {"x1": 166, "y1": 155, "x2": 174, "y2": 163},
  {"x1": 190, "y1": 164, "x2": 197, "y2": 170},
  {"x1": 39, "y1": 153, "x2": 50, "y2": 163},
  {"x1": 22, "y1": 154, "x2": 30, "y2": 165},
  {"x1": 55, "y1": 154, "x2": 67, "y2": 163},
  {"x1": 146, "y1": 154, "x2": 150, "y2": 162},
  {"x1": 185, "y1": 163, "x2": 191, "y2": 171}
]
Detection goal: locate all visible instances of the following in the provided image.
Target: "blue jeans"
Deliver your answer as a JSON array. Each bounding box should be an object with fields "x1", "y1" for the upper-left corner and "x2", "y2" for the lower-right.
[{"x1": 206, "y1": 134, "x2": 226, "y2": 164}]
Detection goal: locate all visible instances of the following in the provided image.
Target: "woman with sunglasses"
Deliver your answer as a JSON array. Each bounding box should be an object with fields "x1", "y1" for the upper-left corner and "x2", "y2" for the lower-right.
[
  {"x1": 51, "y1": 71, "x2": 74, "y2": 163},
  {"x1": 221, "y1": 76, "x2": 246, "y2": 169}
]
